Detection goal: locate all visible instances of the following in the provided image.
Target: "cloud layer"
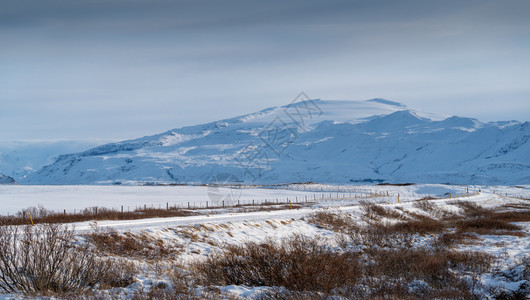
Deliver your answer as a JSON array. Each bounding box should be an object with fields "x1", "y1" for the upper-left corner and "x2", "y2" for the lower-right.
[{"x1": 1, "y1": 0, "x2": 529, "y2": 140}]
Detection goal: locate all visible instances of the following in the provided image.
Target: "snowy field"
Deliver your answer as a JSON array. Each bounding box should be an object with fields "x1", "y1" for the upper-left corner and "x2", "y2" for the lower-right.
[
  {"x1": 0, "y1": 184, "x2": 529, "y2": 298},
  {"x1": 0, "y1": 184, "x2": 528, "y2": 215},
  {"x1": 0, "y1": 185, "x2": 324, "y2": 215},
  {"x1": 66, "y1": 186, "x2": 527, "y2": 298}
]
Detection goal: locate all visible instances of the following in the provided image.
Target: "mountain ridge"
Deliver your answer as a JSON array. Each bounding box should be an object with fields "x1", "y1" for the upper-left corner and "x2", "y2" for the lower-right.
[
  {"x1": 22, "y1": 99, "x2": 530, "y2": 185},
  {"x1": 0, "y1": 174, "x2": 16, "y2": 185}
]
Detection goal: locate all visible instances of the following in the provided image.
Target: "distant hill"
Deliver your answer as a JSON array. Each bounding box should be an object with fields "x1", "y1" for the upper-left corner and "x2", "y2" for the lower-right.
[
  {"x1": 0, "y1": 140, "x2": 105, "y2": 180},
  {"x1": 0, "y1": 174, "x2": 16, "y2": 184},
  {"x1": 23, "y1": 99, "x2": 530, "y2": 185}
]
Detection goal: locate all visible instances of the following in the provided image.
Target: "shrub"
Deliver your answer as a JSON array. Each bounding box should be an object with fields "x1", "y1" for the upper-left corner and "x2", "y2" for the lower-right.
[
  {"x1": 360, "y1": 201, "x2": 402, "y2": 220},
  {"x1": 413, "y1": 199, "x2": 438, "y2": 211},
  {"x1": 0, "y1": 223, "x2": 136, "y2": 295},
  {"x1": 87, "y1": 229, "x2": 177, "y2": 259},
  {"x1": 389, "y1": 216, "x2": 446, "y2": 235},
  {"x1": 307, "y1": 211, "x2": 359, "y2": 233},
  {"x1": 192, "y1": 234, "x2": 361, "y2": 293}
]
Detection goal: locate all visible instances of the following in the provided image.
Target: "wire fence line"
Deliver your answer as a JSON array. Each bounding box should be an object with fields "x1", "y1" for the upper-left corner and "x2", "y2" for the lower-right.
[
  {"x1": 20, "y1": 188, "x2": 496, "y2": 216},
  {"x1": 3, "y1": 187, "x2": 527, "y2": 225}
]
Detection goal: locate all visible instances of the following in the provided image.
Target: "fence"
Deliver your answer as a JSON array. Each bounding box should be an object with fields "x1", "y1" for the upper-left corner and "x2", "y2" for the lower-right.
[{"x1": 3, "y1": 186, "x2": 528, "y2": 226}]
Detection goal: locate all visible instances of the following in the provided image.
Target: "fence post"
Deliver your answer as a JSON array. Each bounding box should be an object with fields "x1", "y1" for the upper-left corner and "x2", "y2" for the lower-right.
[
  {"x1": 27, "y1": 210, "x2": 34, "y2": 226},
  {"x1": 167, "y1": 202, "x2": 169, "y2": 210},
  {"x1": 95, "y1": 207, "x2": 98, "y2": 215},
  {"x1": 206, "y1": 201, "x2": 208, "y2": 208},
  {"x1": 121, "y1": 206, "x2": 123, "y2": 213}
]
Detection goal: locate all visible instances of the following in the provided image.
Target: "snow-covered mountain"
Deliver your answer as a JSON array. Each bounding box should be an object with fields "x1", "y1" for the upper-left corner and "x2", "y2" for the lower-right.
[
  {"x1": 0, "y1": 174, "x2": 16, "y2": 185},
  {"x1": 23, "y1": 99, "x2": 530, "y2": 185},
  {"x1": 0, "y1": 140, "x2": 104, "y2": 180}
]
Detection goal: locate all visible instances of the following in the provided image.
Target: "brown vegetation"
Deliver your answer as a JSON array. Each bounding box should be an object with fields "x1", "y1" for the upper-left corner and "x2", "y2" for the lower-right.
[
  {"x1": 87, "y1": 229, "x2": 179, "y2": 259},
  {"x1": 0, "y1": 205, "x2": 194, "y2": 226},
  {"x1": 192, "y1": 234, "x2": 361, "y2": 293},
  {"x1": 192, "y1": 234, "x2": 493, "y2": 299},
  {"x1": 0, "y1": 223, "x2": 136, "y2": 296},
  {"x1": 360, "y1": 201, "x2": 403, "y2": 220}
]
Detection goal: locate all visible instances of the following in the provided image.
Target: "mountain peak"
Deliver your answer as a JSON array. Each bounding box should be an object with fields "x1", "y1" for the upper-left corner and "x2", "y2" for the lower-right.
[{"x1": 360, "y1": 109, "x2": 429, "y2": 131}]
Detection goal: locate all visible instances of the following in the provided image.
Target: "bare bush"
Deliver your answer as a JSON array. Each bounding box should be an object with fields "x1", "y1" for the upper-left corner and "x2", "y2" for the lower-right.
[
  {"x1": 360, "y1": 201, "x2": 402, "y2": 220},
  {"x1": 389, "y1": 215, "x2": 446, "y2": 235},
  {"x1": 451, "y1": 202, "x2": 529, "y2": 236},
  {"x1": 455, "y1": 201, "x2": 490, "y2": 218},
  {"x1": 190, "y1": 231, "x2": 492, "y2": 298},
  {"x1": 413, "y1": 199, "x2": 439, "y2": 212},
  {"x1": 192, "y1": 234, "x2": 361, "y2": 293},
  {"x1": 307, "y1": 211, "x2": 359, "y2": 233},
  {"x1": 87, "y1": 229, "x2": 178, "y2": 259},
  {"x1": 358, "y1": 224, "x2": 414, "y2": 249},
  {"x1": 0, "y1": 223, "x2": 136, "y2": 295}
]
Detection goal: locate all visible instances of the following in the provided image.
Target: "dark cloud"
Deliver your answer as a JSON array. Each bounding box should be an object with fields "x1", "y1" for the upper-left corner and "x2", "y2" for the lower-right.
[{"x1": 1, "y1": 0, "x2": 530, "y2": 140}]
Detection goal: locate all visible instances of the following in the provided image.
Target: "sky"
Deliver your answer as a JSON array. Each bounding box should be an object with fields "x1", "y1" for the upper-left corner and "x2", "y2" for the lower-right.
[{"x1": 1, "y1": 0, "x2": 530, "y2": 142}]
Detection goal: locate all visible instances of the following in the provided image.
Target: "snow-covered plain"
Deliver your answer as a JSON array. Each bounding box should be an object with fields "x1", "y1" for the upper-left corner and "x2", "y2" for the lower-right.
[
  {"x1": 1, "y1": 184, "x2": 529, "y2": 298},
  {"x1": 1, "y1": 183, "x2": 528, "y2": 216},
  {"x1": 59, "y1": 184, "x2": 527, "y2": 299},
  {"x1": 0, "y1": 184, "x2": 326, "y2": 215}
]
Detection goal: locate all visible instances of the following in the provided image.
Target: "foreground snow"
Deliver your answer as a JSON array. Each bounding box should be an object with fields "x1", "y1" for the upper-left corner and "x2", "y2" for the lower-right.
[
  {"x1": 0, "y1": 184, "x2": 529, "y2": 298},
  {"x1": 68, "y1": 188, "x2": 528, "y2": 299}
]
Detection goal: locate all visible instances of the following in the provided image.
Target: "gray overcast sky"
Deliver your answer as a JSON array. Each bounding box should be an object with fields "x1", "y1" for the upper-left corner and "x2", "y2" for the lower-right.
[{"x1": 1, "y1": 0, "x2": 530, "y2": 141}]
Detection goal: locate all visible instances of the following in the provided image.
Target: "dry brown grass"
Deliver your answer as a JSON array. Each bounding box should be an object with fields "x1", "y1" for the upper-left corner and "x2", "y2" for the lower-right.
[
  {"x1": 388, "y1": 216, "x2": 446, "y2": 235},
  {"x1": 452, "y1": 201, "x2": 530, "y2": 237},
  {"x1": 191, "y1": 233, "x2": 493, "y2": 299},
  {"x1": 1, "y1": 206, "x2": 195, "y2": 226},
  {"x1": 413, "y1": 199, "x2": 438, "y2": 211},
  {"x1": 87, "y1": 230, "x2": 178, "y2": 259},
  {"x1": 0, "y1": 201, "x2": 309, "y2": 226},
  {"x1": 0, "y1": 224, "x2": 137, "y2": 296},
  {"x1": 360, "y1": 201, "x2": 402, "y2": 220},
  {"x1": 192, "y1": 234, "x2": 361, "y2": 293},
  {"x1": 307, "y1": 211, "x2": 359, "y2": 233}
]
